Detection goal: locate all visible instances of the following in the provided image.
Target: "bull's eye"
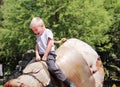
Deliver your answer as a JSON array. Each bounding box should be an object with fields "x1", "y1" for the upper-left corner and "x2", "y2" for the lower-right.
[{"x1": 90, "y1": 65, "x2": 92, "y2": 68}]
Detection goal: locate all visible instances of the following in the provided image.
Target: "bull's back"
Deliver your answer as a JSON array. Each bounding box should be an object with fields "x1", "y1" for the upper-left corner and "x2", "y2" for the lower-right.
[{"x1": 55, "y1": 38, "x2": 104, "y2": 87}]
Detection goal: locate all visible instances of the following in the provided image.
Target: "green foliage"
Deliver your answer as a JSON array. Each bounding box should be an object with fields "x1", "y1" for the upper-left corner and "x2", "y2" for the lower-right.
[
  {"x1": 103, "y1": 0, "x2": 120, "y2": 81},
  {"x1": 104, "y1": 0, "x2": 120, "y2": 56},
  {"x1": 57, "y1": 0, "x2": 113, "y2": 51},
  {"x1": 1, "y1": 0, "x2": 36, "y2": 70}
]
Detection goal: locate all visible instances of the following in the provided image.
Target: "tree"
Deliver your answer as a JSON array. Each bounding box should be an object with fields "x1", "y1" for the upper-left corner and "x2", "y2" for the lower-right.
[
  {"x1": 1, "y1": 0, "x2": 36, "y2": 71},
  {"x1": 102, "y1": 0, "x2": 120, "y2": 80}
]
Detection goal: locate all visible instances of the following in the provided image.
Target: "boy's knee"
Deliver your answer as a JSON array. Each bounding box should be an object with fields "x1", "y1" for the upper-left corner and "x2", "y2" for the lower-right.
[{"x1": 48, "y1": 66, "x2": 58, "y2": 72}]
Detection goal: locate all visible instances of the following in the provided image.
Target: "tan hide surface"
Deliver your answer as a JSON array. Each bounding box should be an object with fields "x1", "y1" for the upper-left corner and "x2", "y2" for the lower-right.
[
  {"x1": 4, "y1": 62, "x2": 50, "y2": 87},
  {"x1": 23, "y1": 61, "x2": 50, "y2": 86},
  {"x1": 4, "y1": 75, "x2": 42, "y2": 87},
  {"x1": 56, "y1": 38, "x2": 104, "y2": 87}
]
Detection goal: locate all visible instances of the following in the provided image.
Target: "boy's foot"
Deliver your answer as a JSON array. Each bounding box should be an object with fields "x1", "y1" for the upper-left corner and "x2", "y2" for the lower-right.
[{"x1": 63, "y1": 79, "x2": 75, "y2": 87}]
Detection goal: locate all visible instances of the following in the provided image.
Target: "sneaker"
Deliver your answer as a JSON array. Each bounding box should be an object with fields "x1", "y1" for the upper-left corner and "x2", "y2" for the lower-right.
[{"x1": 63, "y1": 79, "x2": 75, "y2": 87}]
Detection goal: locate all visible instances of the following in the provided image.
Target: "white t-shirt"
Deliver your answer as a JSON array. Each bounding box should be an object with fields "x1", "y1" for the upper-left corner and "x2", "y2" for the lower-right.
[{"x1": 36, "y1": 29, "x2": 55, "y2": 54}]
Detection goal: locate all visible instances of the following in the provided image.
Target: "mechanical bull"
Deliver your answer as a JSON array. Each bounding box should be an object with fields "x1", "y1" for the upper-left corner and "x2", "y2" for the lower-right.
[{"x1": 4, "y1": 38, "x2": 104, "y2": 87}]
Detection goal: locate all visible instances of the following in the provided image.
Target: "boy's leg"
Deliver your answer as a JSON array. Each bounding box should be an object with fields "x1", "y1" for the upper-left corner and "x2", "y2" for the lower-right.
[
  {"x1": 46, "y1": 54, "x2": 66, "y2": 81},
  {"x1": 46, "y1": 54, "x2": 75, "y2": 87}
]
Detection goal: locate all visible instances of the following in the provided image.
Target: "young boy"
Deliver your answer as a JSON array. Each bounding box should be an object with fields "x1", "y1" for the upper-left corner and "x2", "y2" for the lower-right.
[{"x1": 29, "y1": 17, "x2": 74, "y2": 87}]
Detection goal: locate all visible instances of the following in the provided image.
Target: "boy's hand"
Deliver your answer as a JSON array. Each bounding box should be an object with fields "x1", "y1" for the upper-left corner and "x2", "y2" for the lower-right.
[
  {"x1": 61, "y1": 38, "x2": 67, "y2": 43},
  {"x1": 42, "y1": 55, "x2": 47, "y2": 61},
  {"x1": 36, "y1": 55, "x2": 41, "y2": 61}
]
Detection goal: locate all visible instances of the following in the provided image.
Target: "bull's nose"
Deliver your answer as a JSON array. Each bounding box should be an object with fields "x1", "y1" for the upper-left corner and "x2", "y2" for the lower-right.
[{"x1": 92, "y1": 70, "x2": 97, "y2": 74}]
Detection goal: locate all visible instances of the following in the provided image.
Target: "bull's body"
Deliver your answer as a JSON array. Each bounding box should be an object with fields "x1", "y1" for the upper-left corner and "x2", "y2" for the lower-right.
[{"x1": 4, "y1": 38, "x2": 104, "y2": 87}]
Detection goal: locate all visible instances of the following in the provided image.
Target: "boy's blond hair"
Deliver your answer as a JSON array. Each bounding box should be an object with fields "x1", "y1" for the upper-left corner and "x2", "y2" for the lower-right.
[{"x1": 30, "y1": 17, "x2": 44, "y2": 28}]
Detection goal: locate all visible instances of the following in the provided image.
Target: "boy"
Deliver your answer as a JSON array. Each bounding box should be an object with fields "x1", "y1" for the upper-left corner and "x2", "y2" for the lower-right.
[{"x1": 29, "y1": 17, "x2": 74, "y2": 87}]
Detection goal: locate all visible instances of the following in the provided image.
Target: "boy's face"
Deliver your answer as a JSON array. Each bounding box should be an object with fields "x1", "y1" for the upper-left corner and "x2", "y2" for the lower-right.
[{"x1": 31, "y1": 25, "x2": 45, "y2": 35}]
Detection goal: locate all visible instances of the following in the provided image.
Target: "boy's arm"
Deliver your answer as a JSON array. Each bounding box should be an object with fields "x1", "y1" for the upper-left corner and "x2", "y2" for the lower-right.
[
  {"x1": 54, "y1": 38, "x2": 67, "y2": 44},
  {"x1": 35, "y1": 43, "x2": 41, "y2": 61},
  {"x1": 42, "y1": 38, "x2": 53, "y2": 61}
]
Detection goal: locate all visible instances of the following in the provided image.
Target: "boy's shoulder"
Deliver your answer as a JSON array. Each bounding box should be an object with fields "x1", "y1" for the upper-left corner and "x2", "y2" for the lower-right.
[
  {"x1": 45, "y1": 28, "x2": 52, "y2": 33},
  {"x1": 45, "y1": 28, "x2": 49, "y2": 30}
]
